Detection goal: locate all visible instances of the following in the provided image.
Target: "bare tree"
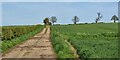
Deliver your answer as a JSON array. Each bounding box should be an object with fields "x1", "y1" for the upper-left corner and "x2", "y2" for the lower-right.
[
  {"x1": 95, "y1": 12, "x2": 102, "y2": 23},
  {"x1": 72, "y1": 16, "x2": 79, "y2": 24}
]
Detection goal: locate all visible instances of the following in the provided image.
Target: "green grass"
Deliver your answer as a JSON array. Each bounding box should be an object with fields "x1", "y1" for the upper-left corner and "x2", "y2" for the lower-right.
[
  {"x1": 51, "y1": 29, "x2": 76, "y2": 58},
  {"x1": 1, "y1": 25, "x2": 44, "y2": 53},
  {"x1": 51, "y1": 23, "x2": 119, "y2": 59}
]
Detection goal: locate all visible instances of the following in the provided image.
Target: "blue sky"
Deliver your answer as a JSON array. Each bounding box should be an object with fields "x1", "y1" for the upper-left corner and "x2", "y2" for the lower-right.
[
  {"x1": 0, "y1": 3, "x2": 2, "y2": 26},
  {"x1": 1, "y1": 2, "x2": 118, "y2": 26},
  {"x1": 1, "y1": 0, "x2": 120, "y2": 2}
]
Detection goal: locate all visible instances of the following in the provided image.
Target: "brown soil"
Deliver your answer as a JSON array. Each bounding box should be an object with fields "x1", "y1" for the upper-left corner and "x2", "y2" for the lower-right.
[{"x1": 2, "y1": 26, "x2": 57, "y2": 59}]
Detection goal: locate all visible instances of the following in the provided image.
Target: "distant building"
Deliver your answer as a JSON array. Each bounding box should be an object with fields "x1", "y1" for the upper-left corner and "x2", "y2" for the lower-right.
[{"x1": 118, "y1": 1, "x2": 120, "y2": 19}]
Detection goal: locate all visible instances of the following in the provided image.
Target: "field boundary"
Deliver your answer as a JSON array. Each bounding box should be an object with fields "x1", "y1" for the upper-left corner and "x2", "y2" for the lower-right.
[
  {"x1": 64, "y1": 39, "x2": 80, "y2": 59},
  {"x1": 58, "y1": 32, "x2": 80, "y2": 59}
]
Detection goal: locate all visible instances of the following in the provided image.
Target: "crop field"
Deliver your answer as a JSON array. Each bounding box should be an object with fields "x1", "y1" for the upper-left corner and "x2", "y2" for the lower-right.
[
  {"x1": 1, "y1": 23, "x2": 119, "y2": 59},
  {"x1": 51, "y1": 23, "x2": 119, "y2": 58}
]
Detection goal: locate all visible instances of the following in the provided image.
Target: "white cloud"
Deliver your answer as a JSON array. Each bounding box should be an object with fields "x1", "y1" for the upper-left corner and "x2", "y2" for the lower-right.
[{"x1": 1, "y1": 0, "x2": 120, "y2": 2}]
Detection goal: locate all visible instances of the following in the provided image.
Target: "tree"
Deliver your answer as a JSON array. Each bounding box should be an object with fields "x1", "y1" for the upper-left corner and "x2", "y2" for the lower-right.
[
  {"x1": 50, "y1": 16, "x2": 57, "y2": 25},
  {"x1": 43, "y1": 17, "x2": 49, "y2": 25},
  {"x1": 111, "y1": 15, "x2": 119, "y2": 23},
  {"x1": 72, "y1": 16, "x2": 79, "y2": 24},
  {"x1": 49, "y1": 22, "x2": 52, "y2": 25},
  {"x1": 95, "y1": 12, "x2": 102, "y2": 23}
]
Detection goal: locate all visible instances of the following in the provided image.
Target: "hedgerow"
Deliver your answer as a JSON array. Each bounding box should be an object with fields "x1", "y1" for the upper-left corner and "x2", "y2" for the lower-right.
[
  {"x1": 2, "y1": 25, "x2": 42, "y2": 41},
  {"x1": 1, "y1": 25, "x2": 44, "y2": 52}
]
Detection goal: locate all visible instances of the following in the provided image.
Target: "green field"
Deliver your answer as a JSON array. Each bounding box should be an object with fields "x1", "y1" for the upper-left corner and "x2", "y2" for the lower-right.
[
  {"x1": 51, "y1": 23, "x2": 119, "y2": 58},
  {"x1": 1, "y1": 23, "x2": 119, "y2": 59}
]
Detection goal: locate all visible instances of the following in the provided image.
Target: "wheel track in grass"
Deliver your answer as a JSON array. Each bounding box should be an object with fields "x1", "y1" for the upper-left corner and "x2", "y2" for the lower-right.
[
  {"x1": 58, "y1": 32, "x2": 80, "y2": 60},
  {"x1": 2, "y1": 26, "x2": 57, "y2": 59},
  {"x1": 64, "y1": 40, "x2": 80, "y2": 59}
]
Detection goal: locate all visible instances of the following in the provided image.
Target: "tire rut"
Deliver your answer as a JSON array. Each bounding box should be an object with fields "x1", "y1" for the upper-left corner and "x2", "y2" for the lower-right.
[{"x1": 2, "y1": 26, "x2": 57, "y2": 59}]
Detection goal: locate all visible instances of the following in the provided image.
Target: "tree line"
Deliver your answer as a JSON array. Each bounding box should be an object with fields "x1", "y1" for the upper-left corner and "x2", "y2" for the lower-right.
[
  {"x1": 43, "y1": 12, "x2": 119, "y2": 25},
  {"x1": 43, "y1": 16, "x2": 57, "y2": 25}
]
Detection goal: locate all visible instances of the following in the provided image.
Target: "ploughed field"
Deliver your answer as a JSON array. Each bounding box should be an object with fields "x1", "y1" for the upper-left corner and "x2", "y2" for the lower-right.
[{"x1": 51, "y1": 23, "x2": 119, "y2": 58}]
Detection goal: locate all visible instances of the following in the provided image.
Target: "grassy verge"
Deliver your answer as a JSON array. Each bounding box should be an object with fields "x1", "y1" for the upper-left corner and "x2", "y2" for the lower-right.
[
  {"x1": 1, "y1": 26, "x2": 44, "y2": 53},
  {"x1": 51, "y1": 27, "x2": 77, "y2": 59}
]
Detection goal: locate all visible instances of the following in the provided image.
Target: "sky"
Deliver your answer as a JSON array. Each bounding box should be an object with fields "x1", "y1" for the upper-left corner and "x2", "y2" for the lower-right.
[
  {"x1": 1, "y1": 0, "x2": 119, "y2": 26},
  {"x1": 0, "y1": 3, "x2": 2, "y2": 26},
  {"x1": 118, "y1": 2, "x2": 120, "y2": 18},
  {"x1": 1, "y1": 0, "x2": 120, "y2": 2}
]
